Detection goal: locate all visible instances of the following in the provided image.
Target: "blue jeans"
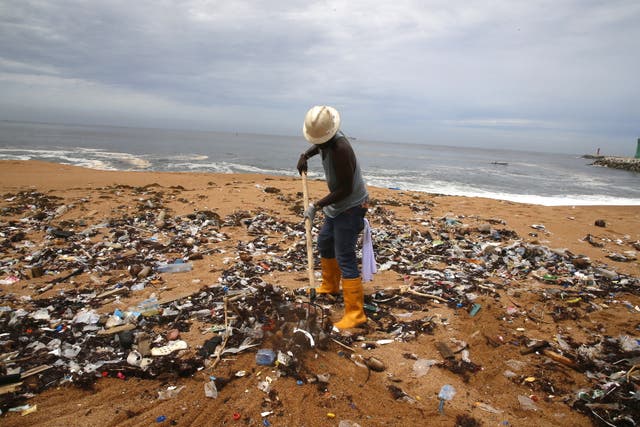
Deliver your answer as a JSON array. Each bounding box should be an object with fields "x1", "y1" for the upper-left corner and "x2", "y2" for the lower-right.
[{"x1": 317, "y1": 206, "x2": 366, "y2": 279}]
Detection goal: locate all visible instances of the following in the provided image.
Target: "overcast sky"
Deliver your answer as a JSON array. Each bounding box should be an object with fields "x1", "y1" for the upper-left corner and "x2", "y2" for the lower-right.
[{"x1": 1, "y1": 1, "x2": 638, "y2": 155}]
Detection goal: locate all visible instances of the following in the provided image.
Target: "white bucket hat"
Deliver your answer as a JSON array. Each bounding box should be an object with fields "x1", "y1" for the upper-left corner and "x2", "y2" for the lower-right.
[{"x1": 303, "y1": 105, "x2": 341, "y2": 144}]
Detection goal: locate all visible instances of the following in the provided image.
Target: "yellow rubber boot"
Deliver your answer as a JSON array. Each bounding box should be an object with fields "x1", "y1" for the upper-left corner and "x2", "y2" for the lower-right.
[
  {"x1": 334, "y1": 277, "x2": 367, "y2": 329},
  {"x1": 316, "y1": 258, "x2": 341, "y2": 294}
]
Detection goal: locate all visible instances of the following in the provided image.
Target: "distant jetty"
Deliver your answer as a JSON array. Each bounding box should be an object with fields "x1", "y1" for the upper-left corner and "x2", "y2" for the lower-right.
[{"x1": 584, "y1": 155, "x2": 640, "y2": 173}]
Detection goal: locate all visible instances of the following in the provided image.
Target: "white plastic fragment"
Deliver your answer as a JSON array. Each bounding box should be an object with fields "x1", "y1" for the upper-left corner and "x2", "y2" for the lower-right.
[
  {"x1": 205, "y1": 380, "x2": 218, "y2": 398},
  {"x1": 518, "y1": 395, "x2": 539, "y2": 411},
  {"x1": 412, "y1": 359, "x2": 437, "y2": 378},
  {"x1": 158, "y1": 385, "x2": 185, "y2": 400}
]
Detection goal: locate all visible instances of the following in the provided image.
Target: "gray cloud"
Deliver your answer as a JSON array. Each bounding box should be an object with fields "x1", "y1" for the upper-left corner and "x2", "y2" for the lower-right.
[{"x1": 0, "y1": 0, "x2": 638, "y2": 154}]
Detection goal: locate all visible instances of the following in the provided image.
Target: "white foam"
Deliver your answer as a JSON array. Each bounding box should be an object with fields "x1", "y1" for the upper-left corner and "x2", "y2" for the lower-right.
[
  {"x1": 0, "y1": 149, "x2": 116, "y2": 170},
  {"x1": 0, "y1": 154, "x2": 32, "y2": 161},
  {"x1": 0, "y1": 147, "x2": 150, "y2": 170},
  {"x1": 365, "y1": 177, "x2": 640, "y2": 206},
  {"x1": 225, "y1": 162, "x2": 299, "y2": 177},
  {"x1": 165, "y1": 160, "x2": 301, "y2": 178},
  {"x1": 164, "y1": 154, "x2": 209, "y2": 161},
  {"x1": 72, "y1": 159, "x2": 114, "y2": 170},
  {"x1": 75, "y1": 148, "x2": 151, "y2": 169},
  {"x1": 166, "y1": 162, "x2": 235, "y2": 173}
]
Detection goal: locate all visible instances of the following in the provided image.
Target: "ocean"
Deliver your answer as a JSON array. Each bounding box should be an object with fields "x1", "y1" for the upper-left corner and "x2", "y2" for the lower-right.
[{"x1": 1, "y1": 120, "x2": 638, "y2": 206}]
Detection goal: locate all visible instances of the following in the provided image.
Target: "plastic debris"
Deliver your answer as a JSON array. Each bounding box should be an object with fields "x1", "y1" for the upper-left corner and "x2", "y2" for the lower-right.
[
  {"x1": 150, "y1": 340, "x2": 188, "y2": 356},
  {"x1": 156, "y1": 261, "x2": 193, "y2": 273},
  {"x1": 412, "y1": 359, "x2": 437, "y2": 378},
  {"x1": 438, "y1": 384, "x2": 456, "y2": 413},
  {"x1": 256, "y1": 348, "x2": 276, "y2": 366},
  {"x1": 158, "y1": 385, "x2": 186, "y2": 400},
  {"x1": 469, "y1": 303, "x2": 482, "y2": 316},
  {"x1": 204, "y1": 379, "x2": 218, "y2": 399},
  {"x1": 518, "y1": 395, "x2": 539, "y2": 411},
  {"x1": 474, "y1": 401, "x2": 503, "y2": 414},
  {"x1": 257, "y1": 380, "x2": 271, "y2": 394},
  {"x1": 0, "y1": 187, "x2": 638, "y2": 426},
  {"x1": 0, "y1": 276, "x2": 20, "y2": 285}
]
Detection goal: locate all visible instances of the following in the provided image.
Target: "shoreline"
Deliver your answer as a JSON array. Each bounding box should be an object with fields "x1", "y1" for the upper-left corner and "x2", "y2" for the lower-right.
[{"x1": 3, "y1": 158, "x2": 640, "y2": 207}]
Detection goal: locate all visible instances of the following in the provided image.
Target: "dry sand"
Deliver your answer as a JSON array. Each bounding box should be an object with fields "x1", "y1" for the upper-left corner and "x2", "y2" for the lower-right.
[{"x1": 0, "y1": 160, "x2": 638, "y2": 426}]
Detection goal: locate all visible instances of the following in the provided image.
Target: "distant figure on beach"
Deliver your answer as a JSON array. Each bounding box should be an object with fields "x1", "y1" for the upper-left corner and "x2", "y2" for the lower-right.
[
  {"x1": 296, "y1": 105, "x2": 369, "y2": 329},
  {"x1": 597, "y1": 147, "x2": 601, "y2": 155}
]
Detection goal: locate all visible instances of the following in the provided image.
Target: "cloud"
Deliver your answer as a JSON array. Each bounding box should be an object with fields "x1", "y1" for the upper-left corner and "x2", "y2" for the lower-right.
[{"x1": 0, "y1": 0, "x2": 638, "y2": 154}]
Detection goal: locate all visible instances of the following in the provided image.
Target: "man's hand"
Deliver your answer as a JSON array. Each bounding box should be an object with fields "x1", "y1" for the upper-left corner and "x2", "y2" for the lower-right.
[
  {"x1": 303, "y1": 203, "x2": 317, "y2": 222},
  {"x1": 297, "y1": 154, "x2": 308, "y2": 175}
]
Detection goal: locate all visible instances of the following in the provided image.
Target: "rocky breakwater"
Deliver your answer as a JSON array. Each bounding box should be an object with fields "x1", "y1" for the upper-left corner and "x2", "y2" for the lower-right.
[{"x1": 591, "y1": 156, "x2": 640, "y2": 173}]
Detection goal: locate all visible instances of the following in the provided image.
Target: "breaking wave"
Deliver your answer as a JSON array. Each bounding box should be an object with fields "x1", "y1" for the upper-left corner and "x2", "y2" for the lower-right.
[
  {"x1": 2, "y1": 145, "x2": 639, "y2": 206},
  {"x1": 365, "y1": 176, "x2": 640, "y2": 206},
  {"x1": 0, "y1": 147, "x2": 150, "y2": 170}
]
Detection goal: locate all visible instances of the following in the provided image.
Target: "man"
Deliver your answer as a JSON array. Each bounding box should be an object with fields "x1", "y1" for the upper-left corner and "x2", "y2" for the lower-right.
[{"x1": 296, "y1": 105, "x2": 369, "y2": 329}]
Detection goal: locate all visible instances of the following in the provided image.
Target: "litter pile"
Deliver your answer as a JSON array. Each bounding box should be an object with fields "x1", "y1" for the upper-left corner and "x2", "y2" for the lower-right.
[
  {"x1": 1, "y1": 187, "x2": 639, "y2": 425},
  {"x1": 364, "y1": 200, "x2": 640, "y2": 425},
  {"x1": 0, "y1": 187, "x2": 333, "y2": 415}
]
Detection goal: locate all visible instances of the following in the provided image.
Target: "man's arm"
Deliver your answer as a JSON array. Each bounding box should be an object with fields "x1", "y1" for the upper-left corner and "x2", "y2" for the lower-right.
[{"x1": 297, "y1": 145, "x2": 320, "y2": 175}]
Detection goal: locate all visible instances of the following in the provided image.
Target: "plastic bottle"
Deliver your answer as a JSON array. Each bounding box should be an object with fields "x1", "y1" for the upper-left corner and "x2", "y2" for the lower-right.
[
  {"x1": 437, "y1": 384, "x2": 456, "y2": 414},
  {"x1": 156, "y1": 261, "x2": 193, "y2": 273},
  {"x1": 256, "y1": 349, "x2": 276, "y2": 366},
  {"x1": 438, "y1": 384, "x2": 456, "y2": 400},
  {"x1": 137, "y1": 297, "x2": 160, "y2": 316},
  {"x1": 131, "y1": 283, "x2": 145, "y2": 291}
]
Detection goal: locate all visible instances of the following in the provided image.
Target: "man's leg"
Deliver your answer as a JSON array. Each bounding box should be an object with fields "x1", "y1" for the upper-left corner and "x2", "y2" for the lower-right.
[
  {"x1": 333, "y1": 208, "x2": 366, "y2": 329},
  {"x1": 317, "y1": 217, "x2": 340, "y2": 294}
]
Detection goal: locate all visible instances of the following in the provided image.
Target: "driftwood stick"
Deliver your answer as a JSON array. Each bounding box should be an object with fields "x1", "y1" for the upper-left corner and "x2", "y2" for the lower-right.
[
  {"x1": 542, "y1": 349, "x2": 579, "y2": 370},
  {"x1": 400, "y1": 286, "x2": 448, "y2": 303},
  {"x1": 331, "y1": 338, "x2": 355, "y2": 352},
  {"x1": 210, "y1": 297, "x2": 231, "y2": 371}
]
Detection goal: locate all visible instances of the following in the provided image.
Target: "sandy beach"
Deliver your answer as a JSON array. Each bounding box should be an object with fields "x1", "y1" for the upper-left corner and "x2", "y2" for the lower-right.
[{"x1": 1, "y1": 160, "x2": 639, "y2": 426}]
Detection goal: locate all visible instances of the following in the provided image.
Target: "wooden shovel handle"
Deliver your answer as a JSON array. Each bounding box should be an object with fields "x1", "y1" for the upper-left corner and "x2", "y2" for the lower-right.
[{"x1": 301, "y1": 172, "x2": 315, "y2": 290}]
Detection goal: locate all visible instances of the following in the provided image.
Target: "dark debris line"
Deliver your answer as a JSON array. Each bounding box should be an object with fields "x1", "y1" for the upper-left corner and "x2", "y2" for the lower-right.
[{"x1": 0, "y1": 189, "x2": 639, "y2": 424}]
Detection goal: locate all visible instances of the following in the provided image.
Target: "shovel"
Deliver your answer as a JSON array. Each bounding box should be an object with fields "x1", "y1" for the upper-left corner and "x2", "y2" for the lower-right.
[{"x1": 301, "y1": 172, "x2": 316, "y2": 299}]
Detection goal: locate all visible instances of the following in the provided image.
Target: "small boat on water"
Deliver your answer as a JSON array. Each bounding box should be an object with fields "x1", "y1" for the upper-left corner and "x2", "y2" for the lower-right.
[{"x1": 491, "y1": 161, "x2": 508, "y2": 166}]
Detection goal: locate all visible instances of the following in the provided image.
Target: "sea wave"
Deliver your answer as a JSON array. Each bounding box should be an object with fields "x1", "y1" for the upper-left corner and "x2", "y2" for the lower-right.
[
  {"x1": 2, "y1": 147, "x2": 638, "y2": 206},
  {"x1": 0, "y1": 147, "x2": 150, "y2": 170},
  {"x1": 160, "y1": 153, "x2": 209, "y2": 161},
  {"x1": 0, "y1": 148, "x2": 117, "y2": 170},
  {"x1": 162, "y1": 160, "x2": 303, "y2": 178},
  {"x1": 365, "y1": 176, "x2": 640, "y2": 206}
]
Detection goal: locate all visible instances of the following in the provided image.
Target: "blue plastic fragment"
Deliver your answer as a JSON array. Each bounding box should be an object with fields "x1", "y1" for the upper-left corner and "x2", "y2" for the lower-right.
[{"x1": 469, "y1": 303, "x2": 482, "y2": 316}]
